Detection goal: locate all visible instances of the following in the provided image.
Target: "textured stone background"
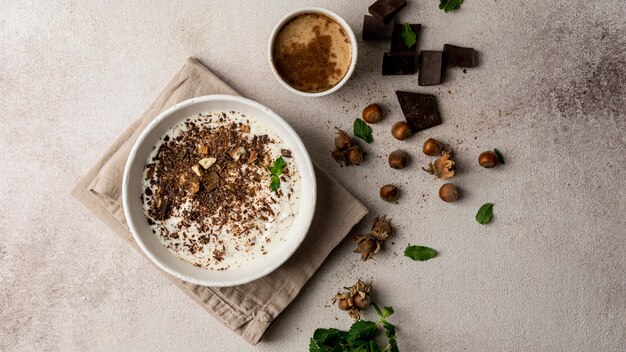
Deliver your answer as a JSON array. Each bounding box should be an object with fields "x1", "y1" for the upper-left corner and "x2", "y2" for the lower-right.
[{"x1": 1, "y1": 0, "x2": 625, "y2": 351}]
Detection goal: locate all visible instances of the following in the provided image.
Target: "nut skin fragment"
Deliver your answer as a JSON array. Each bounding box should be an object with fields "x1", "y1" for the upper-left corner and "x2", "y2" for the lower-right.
[{"x1": 423, "y1": 151, "x2": 455, "y2": 179}]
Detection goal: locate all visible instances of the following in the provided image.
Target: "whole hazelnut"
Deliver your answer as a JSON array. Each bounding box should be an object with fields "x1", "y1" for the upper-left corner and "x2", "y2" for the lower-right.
[
  {"x1": 391, "y1": 121, "x2": 412, "y2": 140},
  {"x1": 346, "y1": 148, "x2": 363, "y2": 165},
  {"x1": 388, "y1": 150, "x2": 409, "y2": 169},
  {"x1": 479, "y1": 151, "x2": 498, "y2": 168},
  {"x1": 422, "y1": 138, "x2": 443, "y2": 156},
  {"x1": 362, "y1": 104, "x2": 384, "y2": 123},
  {"x1": 335, "y1": 133, "x2": 352, "y2": 151},
  {"x1": 337, "y1": 298, "x2": 351, "y2": 311},
  {"x1": 380, "y1": 184, "x2": 400, "y2": 202},
  {"x1": 439, "y1": 183, "x2": 458, "y2": 202},
  {"x1": 354, "y1": 294, "x2": 371, "y2": 310}
]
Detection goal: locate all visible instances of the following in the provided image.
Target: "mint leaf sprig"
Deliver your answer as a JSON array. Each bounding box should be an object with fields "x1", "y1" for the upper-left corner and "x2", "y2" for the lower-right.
[
  {"x1": 354, "y1": 118, "x2": 373, "y2": 143},
  {"x1": 401, "y1": 23, "x2": 417, "y2": 49},
  {"x1": 309, "y1": 304, "x2": 399, "y2": 352},
  {"x1": 439, "y1": 0, "x2": 463, "y2": 12},
  {"x1": 268, "y1": 156, "x2": 285, "y2": 192}
]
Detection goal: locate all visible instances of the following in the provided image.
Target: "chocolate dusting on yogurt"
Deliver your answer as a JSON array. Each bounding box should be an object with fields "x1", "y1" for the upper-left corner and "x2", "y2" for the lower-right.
[{"x1": 142, "y1": 111, "x2": 301, "y2": 270}]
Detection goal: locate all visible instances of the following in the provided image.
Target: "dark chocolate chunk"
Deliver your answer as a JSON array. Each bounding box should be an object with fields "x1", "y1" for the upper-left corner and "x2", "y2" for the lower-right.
[
  {"x1": 368, "y1": 0, "x2": 407, "y2": 23},
  {"x1": 443, "y1": 44, "x2": 479, "y2": 68},
  {"x1": 390, "y1": 23, "x2": 421, "y2": 52},
  {"x1": 362, "y1": 15, "x2": 395, "y2": 41},
  {"x1": 395, "y1": 91, "x2": 442, "y2": 132},
  {"x1": 418, "y1": 51, "x2": 443, "y2": 86},
  {"x1": 382, "y1": 52, "x2": 417, "y2": 75}
]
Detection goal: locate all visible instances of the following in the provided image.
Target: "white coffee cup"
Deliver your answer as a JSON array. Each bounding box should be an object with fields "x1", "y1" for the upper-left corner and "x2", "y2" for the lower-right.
[{"x1": 268, "y1": 7, "x2": 358, "y2": 97}]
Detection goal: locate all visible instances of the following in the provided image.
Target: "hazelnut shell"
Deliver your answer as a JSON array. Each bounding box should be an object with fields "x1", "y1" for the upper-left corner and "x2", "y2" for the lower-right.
[
  {"x1": 479, "y1": 151, "x2": 498, "y2": 168},
  {"x1": 391, "y1": 122, "x2": 412, "y2": 140},
  {"x1": 380, "y1": 184, "x2": 400, "y2": 202}
]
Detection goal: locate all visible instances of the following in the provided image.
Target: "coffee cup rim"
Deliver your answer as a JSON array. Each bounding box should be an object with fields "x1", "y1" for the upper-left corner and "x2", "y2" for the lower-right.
[{"x1": 267, "y1": 7, "x2": 358, "y2": 98}]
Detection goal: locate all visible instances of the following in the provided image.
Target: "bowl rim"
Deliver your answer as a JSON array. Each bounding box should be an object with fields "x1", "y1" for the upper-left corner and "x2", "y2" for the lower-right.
[
  {"x1": 122, "y1": 94, "x2": 317, "y2": 287},
  {"x1": 267, "y1": 7, "x2": 358, "y2": 97}
]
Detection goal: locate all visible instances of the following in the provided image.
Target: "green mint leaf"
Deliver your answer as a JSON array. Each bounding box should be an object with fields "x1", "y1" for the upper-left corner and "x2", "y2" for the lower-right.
[
  {"x1": 372, "y1": 303, "x2": 383, "y2": 318},
  {"x1": 347, "y1": 320, "x2": 377, "y2": 342},
  {"x1": 347, "y1": 343, "x2": 369, "y2": 352},
  {"x1": 353, "y1": 118, "x2": 373, "y2": 143},
  {"x1": 476, "y1": 203, "x2": 494, "y2": 224},
  {"x1": 494, "y1": 148, "x2": 505, "y2": 164},
  {"x1": 404, "y1": 245, "x2": 437, "y2": 261},
  {"x1": 268, "y1": 156, "x2": 285, "y2": 175},
  {"x1": 308, "y1": 338, "x2": 323, "y2": 352},
  {"x1": 401, "y1": 23, "x2": 417, "y2": 49},
  {"x1": 439, "y1": 0, "x2": 463, "y2": 12},
  {"x1": 388, "y1": 336, "x2": 399, "y2": 352},
  {"x1": 270, "y1": 175, "x2": 281, "y2": 192},
  {"x1": 268, "y1": 157, "x2": 285, "y2": 191},
  {"x1": 383, "y1": 306, "x2": 394, "y2": 319},
  {"x1": 370, "y1": 340, "x2": 381, "y2": 352},
  {"x1": 383, "y1": 321, "x2": 396, "y2": 338}
]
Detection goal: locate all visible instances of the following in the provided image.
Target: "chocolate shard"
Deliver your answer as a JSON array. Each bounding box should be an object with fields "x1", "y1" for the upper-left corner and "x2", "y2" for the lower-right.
[
  {"x1": 362, "y1": 15, "x2": 395, "y2": 41},
  {"x1": 443, "y1": 44, "x2": 479, "y2": 68},
  {"x1": 395, "y1": 91, "x2": 442, "y2": 132},
  {"x1": 382, "y1": 52, "x2": 417, "y2": 75},
  {"x1": 418, "y1": 51, "x2": 443, "y2": 86},
  {"x1": 368, "y1": 0, "x2": 407, "y2": 23},
  {"x1": 390, "y1": 23, "x2": 421, "y2": 52}
]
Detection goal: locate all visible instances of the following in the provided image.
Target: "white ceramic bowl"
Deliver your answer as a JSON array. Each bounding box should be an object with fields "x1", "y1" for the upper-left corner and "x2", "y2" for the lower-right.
[
  {"x1": 268, "y1": 7, "x2": 358, "y2": 97},
  {"x1": 122, "y1": 95, "x2": 317, "y2": 287}
]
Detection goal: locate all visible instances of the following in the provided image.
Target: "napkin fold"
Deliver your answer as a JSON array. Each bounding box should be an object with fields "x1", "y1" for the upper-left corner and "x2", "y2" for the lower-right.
[{"x1": 71, "y1": 58, "x2": 368, "y2": 345}]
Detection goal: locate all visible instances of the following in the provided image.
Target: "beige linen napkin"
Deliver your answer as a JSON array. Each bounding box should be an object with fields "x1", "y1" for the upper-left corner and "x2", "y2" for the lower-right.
[{"x1": 71, "y1": 57, "x2": 368, "y2": 345}]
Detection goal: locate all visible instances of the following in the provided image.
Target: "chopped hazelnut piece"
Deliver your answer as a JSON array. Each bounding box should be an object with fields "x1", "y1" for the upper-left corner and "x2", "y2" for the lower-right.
[
  {"x1": 188, "y1": 179, "x2": 200, "y2": 194},
  {"x1": 198, "y1": 157, "x2": 216, "y2": 169},
  {"x1": 229, "y1": 146, "x2": 246, "y2": 161},
  {"x1": 240, "y1": 124, "x2": 250, "y2": 133},
  {"x1": 191, "y1": 164, "x2": 205, "y2": 177},
  {"x1": 247, "y1": 150, "x2": 258, "y2": 164},
  {"x1": 198, "y1": 144, "x2": 209, "y2": 155}
]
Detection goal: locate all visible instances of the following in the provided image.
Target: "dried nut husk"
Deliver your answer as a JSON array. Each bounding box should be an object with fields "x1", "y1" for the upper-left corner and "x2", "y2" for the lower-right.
[
  {"x1": 334, "y1": 128, "x2": 353, "y2": 151},
  {"x1": 333, "y1": 279, "x2": 373, "y2": 320},
  {"x1": 198, "y1": 157, "x2": 216, "y2": 169},
  {"x1": 229, "y1": 146, "x2": 246, "y2": 161},
  {"x1": 353, "y1": 236, "x2": 381, "y2": 261},
  {"x1": 423, "y1": 151, "x2": 455, "y2": 179},
  {"x1": 191, "y1": 164, "x2": 205, "y2": 177},
  {"x1": 354, "y1": 293, "x2": 371, "y2": 310},
  {"x1": 371, "y1": 215, "x2": 393, "y2": 241}
]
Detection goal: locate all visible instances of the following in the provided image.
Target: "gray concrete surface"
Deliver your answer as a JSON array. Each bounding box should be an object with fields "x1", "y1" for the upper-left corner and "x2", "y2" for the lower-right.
[{"x1": 1, "y1": 0, "x2": 625, "y2": 351}]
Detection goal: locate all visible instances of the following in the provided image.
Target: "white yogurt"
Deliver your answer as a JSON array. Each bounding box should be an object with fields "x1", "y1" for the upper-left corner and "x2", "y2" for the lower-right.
[{"x1": 141, "y1": 111, "x2": 301, "y2": 271}]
